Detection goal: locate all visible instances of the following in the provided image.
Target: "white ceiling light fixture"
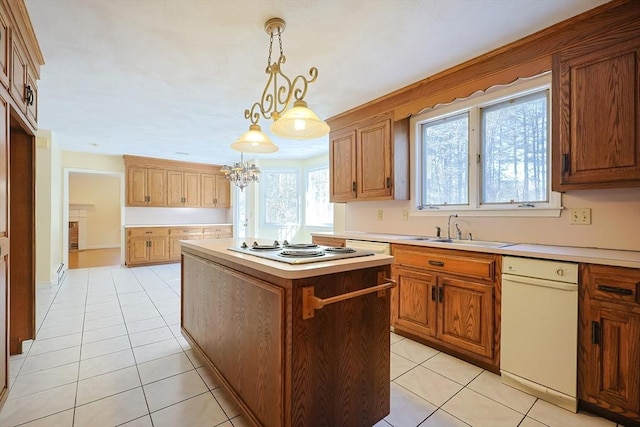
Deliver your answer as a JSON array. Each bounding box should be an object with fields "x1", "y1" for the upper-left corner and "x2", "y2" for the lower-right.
[{"x1": 239, "y1": 17, "x2": 329, "y2": 145}]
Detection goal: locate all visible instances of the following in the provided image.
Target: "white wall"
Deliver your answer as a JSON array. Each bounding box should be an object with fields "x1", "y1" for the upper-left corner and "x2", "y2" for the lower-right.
[
  {"x1": 125, "y1": 207, "x2": 229, "y2": 225},
  {"x1": 341, "y1": 188, "x2": 640, "y2": 251}
]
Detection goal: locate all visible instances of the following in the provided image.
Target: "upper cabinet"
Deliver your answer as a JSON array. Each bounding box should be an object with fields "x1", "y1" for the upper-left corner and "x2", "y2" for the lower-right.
[
  {"x1": 124, "y1": 155, "x2": 230, "y2": 209},
  {"x1": 0, "y1": 6, "x2": 10, "y2": 89},
  {"x1": 553, "y1": 36, "x2": 640, "y2": 191},
  {"x1": 329, "y1": 113, "x2": 409, "y2": 202}
]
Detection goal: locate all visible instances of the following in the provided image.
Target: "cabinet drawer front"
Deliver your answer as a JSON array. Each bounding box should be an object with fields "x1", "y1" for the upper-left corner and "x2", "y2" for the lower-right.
[
  {"x1": 169, "y1": 227, "x2": 203, "y2": 236},
  {"x1": 128, "y1": 227, "x2": 169, "y2": 237},
  {"x1": 203, "y1": 226, "x2": 231, "y2": 234},
  {"x1": 394, "y1": 248, "x2": 494, "y2": 280},
  {"x1": 311, "y1": 236, "x2": 345, "y2": 247},
  {"x1": 586, "y1": 265, "x2": 640, "y2": 306}
]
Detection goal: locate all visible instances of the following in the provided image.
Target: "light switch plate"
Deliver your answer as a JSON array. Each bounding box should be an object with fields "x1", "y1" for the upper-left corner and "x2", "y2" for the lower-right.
[{"x1": 569, "y1": 208, "x2": 591, "y2": 225}]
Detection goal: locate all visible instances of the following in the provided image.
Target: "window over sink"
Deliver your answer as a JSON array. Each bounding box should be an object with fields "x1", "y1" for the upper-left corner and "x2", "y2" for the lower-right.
[{"x1": 411, "y1": 73, "x2": 561, "y2": 217}]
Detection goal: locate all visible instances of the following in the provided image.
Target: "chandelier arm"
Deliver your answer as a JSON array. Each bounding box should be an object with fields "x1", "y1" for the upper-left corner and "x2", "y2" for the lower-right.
[
  {"x1": 244, "y1": 104, "x2": 262, "y2": 125},
  {"x1": 291, "y1": 67, "x2": 318, "y2": 101}
]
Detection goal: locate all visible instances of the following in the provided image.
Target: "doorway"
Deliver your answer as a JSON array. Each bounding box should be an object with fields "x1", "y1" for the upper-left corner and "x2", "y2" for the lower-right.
[{"x1": 64, "y1": 170, "x2": 125, "y2": 269}]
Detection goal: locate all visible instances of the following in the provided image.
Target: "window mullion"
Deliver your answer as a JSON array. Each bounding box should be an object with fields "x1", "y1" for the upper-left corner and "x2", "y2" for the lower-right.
[{"x1": 469, "y1": 107, "x2": 480, "y2": 209}]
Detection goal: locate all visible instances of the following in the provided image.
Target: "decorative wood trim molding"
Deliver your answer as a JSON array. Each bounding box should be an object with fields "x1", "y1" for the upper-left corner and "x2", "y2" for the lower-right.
[{"x1": 123, "y1": 154, "x2": 224, "y2": 174}]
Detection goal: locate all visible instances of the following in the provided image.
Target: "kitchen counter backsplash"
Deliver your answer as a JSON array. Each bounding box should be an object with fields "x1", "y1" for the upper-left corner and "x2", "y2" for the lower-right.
[{"x1": 312, "y1": 231, "x2": 640, "y2": 269}]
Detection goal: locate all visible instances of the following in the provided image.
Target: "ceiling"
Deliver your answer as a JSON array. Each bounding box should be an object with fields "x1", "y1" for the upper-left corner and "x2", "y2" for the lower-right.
[{"x1": 25, "y1": 0, "x2": 608, "y2": 165}]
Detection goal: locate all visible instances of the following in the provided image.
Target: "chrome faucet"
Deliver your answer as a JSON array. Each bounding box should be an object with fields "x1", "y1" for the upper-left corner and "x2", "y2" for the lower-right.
[
  {"x1": 455, "y1": 223, "x2": 462, "y2": 240},
  {"x1": 447, "y1": 214, "x2": 458, "y2": 239}
]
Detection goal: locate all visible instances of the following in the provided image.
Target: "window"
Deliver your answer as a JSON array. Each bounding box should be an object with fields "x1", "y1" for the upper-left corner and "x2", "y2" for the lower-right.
[
  {"x1": 413, "y1": 74, "x2": 560, "y2": 215},
  {"x1": 305, "y1": 166, "x2": 333, "y2": 227},
  {"x1": 261, "y1": 169, "x2": 299, "y2": 226}
]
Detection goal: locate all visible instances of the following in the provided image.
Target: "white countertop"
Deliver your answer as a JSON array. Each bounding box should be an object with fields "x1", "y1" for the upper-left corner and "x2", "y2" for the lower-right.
[
  {"x1": 181, "y1": 238, "x2": 394, "y2": 280},
  {"x1": 312, "y1": 232, "x2": 640, "y2": 269},
  {"x1": 125, "y1": 223, "x2": 232, "y2": 228}
]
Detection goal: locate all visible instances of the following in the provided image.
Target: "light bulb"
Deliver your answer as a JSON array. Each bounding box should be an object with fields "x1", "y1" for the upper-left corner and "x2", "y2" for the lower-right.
[{"x1": 294, "y1": 119, "x2": 306, "y2": 131}]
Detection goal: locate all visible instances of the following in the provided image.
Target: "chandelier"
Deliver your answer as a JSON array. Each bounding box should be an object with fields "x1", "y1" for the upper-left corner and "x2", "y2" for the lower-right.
[
  {"x1": 234, "y1": 17, "x2": 330, "y2": 150},
  {"x1": 220, "y1": 153, "x2": 260, "y2": 191}
]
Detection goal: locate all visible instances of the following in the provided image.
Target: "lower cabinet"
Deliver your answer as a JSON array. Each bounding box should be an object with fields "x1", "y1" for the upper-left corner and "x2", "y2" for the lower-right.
[
  {"x1": 391, "y1": 244, "x2": 500, "y2": 370},
  {"x1": 126, "y1": 225, "x2": 233, "y2": 266},
  {"x1": 578, "y1": 264, "x2": 640, "y2": 424}
]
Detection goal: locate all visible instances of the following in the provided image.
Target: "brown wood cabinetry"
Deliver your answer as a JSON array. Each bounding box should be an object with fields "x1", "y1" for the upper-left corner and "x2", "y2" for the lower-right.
[
  {"x1": 553, "y1": 35, "x2": 640, "y2": 191},
  {"x1": 578, "y1": 264, "x2": 640, "y2": 425},
  {"x1": 329, "y1": 113, "x2": 409, "y2": 202},
  {"x1": 391, "y1": 244, "x2": 500, "y2": 370},
  {"x1": 167, "y1": 170, "x2": 200, "y2": 207},
  {"x1": 311, "y1": 236, "x2": 346, "y2": 247},
  {"x1": 0, "y1": 6, "x2": 9, "y2": 89},
  {"x1": 200, "y1": 173, "x2": 230, "y2": 208},
  {"x1": 126, "y1": 225, "x2": 232, "y2": 266},
  {"x1": 124, "y1": 155, "x2": 229, "y2": 208}
]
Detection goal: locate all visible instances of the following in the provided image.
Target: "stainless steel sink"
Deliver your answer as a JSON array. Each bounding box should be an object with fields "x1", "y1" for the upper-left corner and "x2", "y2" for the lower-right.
[{"x1": 399, "y1": 236, "x2": 511, "y2": 248}]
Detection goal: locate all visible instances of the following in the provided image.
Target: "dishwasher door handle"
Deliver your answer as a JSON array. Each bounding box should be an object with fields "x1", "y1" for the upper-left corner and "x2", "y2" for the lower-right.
[{"x1": 502, "y1": 274, "x2": 578, "y2": 291}]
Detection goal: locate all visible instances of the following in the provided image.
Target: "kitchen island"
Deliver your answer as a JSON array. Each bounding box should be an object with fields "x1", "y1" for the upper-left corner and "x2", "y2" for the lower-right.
[{"x1": 180, "y1": 239, "x2": 395, "y2": 427}]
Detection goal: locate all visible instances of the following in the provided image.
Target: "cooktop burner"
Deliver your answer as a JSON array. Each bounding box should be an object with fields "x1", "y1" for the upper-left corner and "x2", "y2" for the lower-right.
[{"x1": 228, "y1": 242, "x2": 376, "y2": 264}]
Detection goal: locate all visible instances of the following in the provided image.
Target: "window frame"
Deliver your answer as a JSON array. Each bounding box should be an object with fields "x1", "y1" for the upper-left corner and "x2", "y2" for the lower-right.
[
  {"x1": 303, "y1": 165, "x2": 333, "y2": 229},
  {"x1": 259, "y1": 168, "x2": 301, "y2": 228},
  {"x1": 410, "y1": 73, "x2": 561, "y2": 218}
]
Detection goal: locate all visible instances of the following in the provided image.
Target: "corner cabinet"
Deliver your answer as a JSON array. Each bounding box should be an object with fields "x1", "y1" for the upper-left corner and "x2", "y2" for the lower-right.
[
  {"x1": 578, "y1": 264, "x2": 640, "y2": 425},
  {"x1": 329, "y1": 113, "x2": 409, "y2": 202},
  {"x1": 391, "y1": 244, "x2": 501, "y2": 371},
  {"x1": 552, "y1": 36, "x2": 640, "y2": 191}
]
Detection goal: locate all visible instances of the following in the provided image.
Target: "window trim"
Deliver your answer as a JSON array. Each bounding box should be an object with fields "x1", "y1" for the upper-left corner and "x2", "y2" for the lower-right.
[
  {"x1": 410, "y1": 73, "x2": 562, "y2": 218},
  {"x1": 303, "y1": 165, "x2": 333, "y2": 228},
  {"x1": 259, "y1": 168, "x2": 301, "y2": 228}
]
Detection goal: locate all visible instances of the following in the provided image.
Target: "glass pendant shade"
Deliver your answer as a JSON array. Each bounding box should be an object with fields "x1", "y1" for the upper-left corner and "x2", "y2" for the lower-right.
[
  {"x1": 231, "y1": 124, "x2": 279, "y2": 153},
  {"x1": 269, "y1": 100, "x2": 330, "y2": 139}
]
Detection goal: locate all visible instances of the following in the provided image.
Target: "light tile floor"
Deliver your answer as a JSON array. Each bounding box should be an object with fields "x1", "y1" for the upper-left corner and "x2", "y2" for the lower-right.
[{"x1": 0, "y1": 265, "x2": 624, "y2": 427}]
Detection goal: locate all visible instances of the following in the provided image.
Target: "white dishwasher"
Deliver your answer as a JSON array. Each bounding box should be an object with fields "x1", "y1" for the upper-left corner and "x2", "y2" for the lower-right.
[{"x1": 501, "y1": 256, "x2": 579, "y2": 412}]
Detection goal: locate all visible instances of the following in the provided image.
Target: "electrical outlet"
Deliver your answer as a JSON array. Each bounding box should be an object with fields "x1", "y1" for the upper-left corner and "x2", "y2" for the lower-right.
[
  {"x1": 376, "y1": 209, "x2": 383, "y2": 221},
  {"x1": 569, "y1": 208, "x2": 591, "y2": 225},
  {"x1": 402, "y1": 210, "x2": 409, "y2": 221}
]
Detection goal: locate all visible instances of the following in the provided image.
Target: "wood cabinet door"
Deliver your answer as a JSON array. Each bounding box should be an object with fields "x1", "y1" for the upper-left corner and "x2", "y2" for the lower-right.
[
  {"x1": 357, "y1": 119, "x2": 392, "y2": 199},
  {"x1": 25, "y1": 70, "x2": 37, "y2": 127},
  {"x1": 147, "y1": 168, "x2": 167, "y2": 207},
  {"x1": 200, "y1": 173, "x2": 216, "y2": 207},
  {"x1": 148, "y1": 236, "x2": 169, "y2": 262},
  {"x1": 0, "y1": 98, "x2": 7, "y2": 409},
  {"x1": 183, "y1": 172, "x2": 200, "y2": 207},
  {"x1": 127, "y1": 166, "x2": 147, "y2": 206},
  {"x1": 214, "y1": 174, "x2": 230, "y2": 207},
  {"x1": 553, "y1": 40, "x2": 640, "y2": 190},
  {"x1": 581, "y1": 307, "x2": 640, "y2": 416},
  {"x1": 393, "y1": 266, "x2": 437, "y2": 339},
  {"x1": 127, "y1": 237, "x2": 149, "y2": 265},
  {"x1": 437, "y1": 276, "x2": 493, "y2": 359},
  {"x1": 0, "y1": 6, "x2": 9, "y2": 89},
  {"x1": 167, "y1": 170, "x2": 184, "y2": 206},
  {"x1": 329, "y1": 129, "x2": 357, "y2": 202},
  {"x1": 9, "y1": 39, "x2": 27, "y2": 112}
]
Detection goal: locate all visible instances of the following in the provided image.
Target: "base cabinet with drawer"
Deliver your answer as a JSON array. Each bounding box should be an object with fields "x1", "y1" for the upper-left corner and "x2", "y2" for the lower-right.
[
  {"x1": 578, "y1": 264, "x2": 640, "y2": 425},
  {"x1": 391, "y1": 244, "x2": 500, "y2": 370}
]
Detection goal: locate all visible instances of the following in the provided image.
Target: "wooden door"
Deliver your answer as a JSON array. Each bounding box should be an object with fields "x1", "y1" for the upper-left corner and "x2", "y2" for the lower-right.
[
  {"x1": 127, "y1": 237, "x2": 149, "y2": 265},
  {"x1": 183, "y1": 172, "x2": 200, "y2": 207},
  {"x1": 329, "y1": 129, "x2": 356, "y2": 202},
  {"x1": 581, "y1": 307, "x2": 640, "y2": 416},
  {"x1": 127, "y1": 166, "x2": 147, "y2": 206},
  {"x1": 0, "y1": 98, "x2": 8, "y2": 409},
  {"x1": 148, "y1": 236, "x2": 169, "y2": 262},
  {"x1": 392, "y1": 266, "x2": 437, "y2": 339},
  {"x1": 553, "y1": 40, "x2": 640, "y2": 190},
  {"x1": 437, "y1": 276, "x2": 493, "y2": 358},
  {"x1": 167, "y1": 170, "x2": 184, "y2": 206},
  {"x1": 200, "y1": 173, "x2": 216, "y2": 207},
  {"x1": 147, "y1": 168, "x2": 167, "y2": 207},
  {"x1": 214, "y1": 174, "x2": 230, "y2": 207},
  {"x1": 357, "y1": 119, "x2": 392, "y2": 199}
]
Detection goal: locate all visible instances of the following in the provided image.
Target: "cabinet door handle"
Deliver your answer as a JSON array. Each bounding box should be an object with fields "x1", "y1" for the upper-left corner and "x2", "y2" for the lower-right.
[
  {"x1": 597, "y1": 285, "x2": 633, "y2": 296},
  {"x1": 562, "y1": 154, "x2": 570, "y2": 174},
  {"x1": 145, "y1": 231, "x2": 152, "y2": 234},
  {"x1": 352, "y1": 182, "x2": 357, "y2": 192},
  {"x1": 213, "y1": 198, "x2": 217, "y2": 204},
  {"x1": 386, "y1": 177, "x2": 391, "y2": 188},
  {"x1": 428, "y1": 260, "x2": 444, "y2": 267},
  {"x1": 438, "y1": 287, "x2": 444, "y2": 302},
  {"x1": 431, "y1": 286, "x2": 436, "y2": 301},
  {"x1": 24, "y1": 85, "x2": 34, "y2": 106},
  {"x1": 591, "y1": 321, "x2": 600, "y2": 344}
]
